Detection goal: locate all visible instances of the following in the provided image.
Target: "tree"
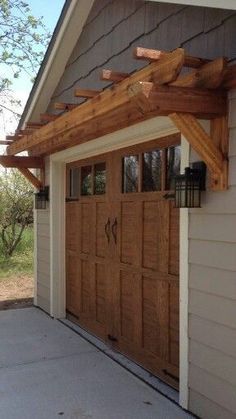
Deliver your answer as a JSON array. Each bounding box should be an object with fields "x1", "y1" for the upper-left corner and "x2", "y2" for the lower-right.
[
  {"x1": 0, "y1": 169, "x2": 33, "y2": 257},
  {"x1": 0, "y1": 0, "x2": 50, "y2": 120}
]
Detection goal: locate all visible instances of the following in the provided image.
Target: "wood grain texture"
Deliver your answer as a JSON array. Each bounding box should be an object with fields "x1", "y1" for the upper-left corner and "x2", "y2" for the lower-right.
[{"x1": 66, "y1": 138, "x2": 180, "y2": 388}]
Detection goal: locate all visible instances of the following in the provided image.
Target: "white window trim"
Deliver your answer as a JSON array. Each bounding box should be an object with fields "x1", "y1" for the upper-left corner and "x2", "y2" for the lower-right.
[{"x1": 49, "y1": 116, "x2": 189, "y2": 408}]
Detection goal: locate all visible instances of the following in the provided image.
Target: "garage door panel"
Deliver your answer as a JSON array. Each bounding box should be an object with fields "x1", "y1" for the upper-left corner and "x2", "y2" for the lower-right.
[
  {"x1": 66, "y1": 251, "x2": 80, "y2": 315},
  {"x1": 81, "y1": 259, "x2": 91, "y2": 315},
  {"x1": 66, "y1": 138, "x2": 180, "y2": 388},
  {"x1": 80, "y1": 203, "x2": 92, "y2": 255},
  {"x1": 143, "y1": 276, "x2": 169, "y2": 361},
  {"x1": 96, "y1": 202, "x2": 109, "y2": 258},
  {"x1": 120, "y1": 201, "x2": 141, "y2": 266},
  {"x1": 143, "y1": 201, "x2": 169, "y2": 272},
  {"x1": 95, "y1": 263, "x2": 107, "y2": 325},
  {"x1": 169, "y1": 204, "x2": 179, "y2": 276}
]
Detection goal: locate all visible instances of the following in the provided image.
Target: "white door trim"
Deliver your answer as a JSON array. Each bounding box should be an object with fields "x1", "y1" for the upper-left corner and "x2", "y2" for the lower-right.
[
  {"x1": 179, "y1": 137, "x2": 190, "y2": 409},
  {"x1": 49, "y1": 116, "x2": 189, "y2": 409}
]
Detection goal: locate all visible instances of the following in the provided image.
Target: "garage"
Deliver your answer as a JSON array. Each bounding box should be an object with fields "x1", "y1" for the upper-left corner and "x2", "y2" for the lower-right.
[{"x1": 66, "y1": 134, "x2": 180, "y2": 388}]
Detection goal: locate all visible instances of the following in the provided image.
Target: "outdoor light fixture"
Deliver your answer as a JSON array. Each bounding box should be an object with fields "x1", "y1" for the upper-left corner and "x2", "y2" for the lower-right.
[
  {"x1": 174, "y1": 162, "x2": 206, "y2": 208},
  {"x1": 35, "y1": 186, "x2": 49, "y2": 210}
]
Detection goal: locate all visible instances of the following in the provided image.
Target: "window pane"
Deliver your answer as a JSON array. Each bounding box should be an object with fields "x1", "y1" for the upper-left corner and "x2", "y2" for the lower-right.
[
  {"x1": 123, "y1": 155, "x2": 139, "y2": 193},
  {"x1": 94, "y1": 162, "x2": 106, "y2": 195},
  {"x1": 69, "y1": 168, "x2": 79, "y2": 198},
  {"x1": 81, "y1": 165, "x2": 92, "y2": 195},
  {"x1": 142, "y1": 150, "x2": 162, "y2": 192},
  {"x1": 167, "y1": 146, "x2": 181, "y2": 190}
]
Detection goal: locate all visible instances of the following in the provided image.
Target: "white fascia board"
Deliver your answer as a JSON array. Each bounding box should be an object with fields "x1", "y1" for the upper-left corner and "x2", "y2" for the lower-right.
[
  {"x1": 23, "y1": 0, "x2": 95, "y2": 126},
  {"x1": 149, "y1": 0, "x2": 236, "y2": 9}
]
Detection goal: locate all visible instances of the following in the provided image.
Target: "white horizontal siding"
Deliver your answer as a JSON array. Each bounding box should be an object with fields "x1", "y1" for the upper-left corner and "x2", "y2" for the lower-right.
[
  {"x1": 190, "y1": 289, "x2": 236, "y2": 329},
  {"x1": 188, "y1": 91, "x2": 236, "y2": 418},
  {"x1": 189, "y1": 364, "x2": 236, "y2": 414},
  {"x1": 189, "y1": 240, "x2": 236, "y2": 271},
  {"x1": 189, "y1": 390, "x2": 236, "y2": 419},
  {"x1": 190, "y1": 340, "x2": 236, "y2": 386},
  {"x1": 189, "y1": 314, "x2": 236, "y2": 359},
  {"x1": 189, "y1": 214, "x2": 236, "y2": 243},
  {"x1": 189, "y1": 264, "x2": 236, "y2": 300}
]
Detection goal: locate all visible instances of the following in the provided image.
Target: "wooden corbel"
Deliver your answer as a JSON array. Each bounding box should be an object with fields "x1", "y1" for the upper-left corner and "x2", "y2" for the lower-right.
[
  {"x1": 169, "y1": 113, "x2": 228, "y2": 190},
  {"x1": 0, "y1": 155, "x2": 45, "y2": 190}
]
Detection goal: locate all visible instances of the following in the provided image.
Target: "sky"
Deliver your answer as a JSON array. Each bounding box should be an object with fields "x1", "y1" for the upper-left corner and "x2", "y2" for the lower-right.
[{"x1": 0, "y1": 0, "x2": 65, "y2": 152}]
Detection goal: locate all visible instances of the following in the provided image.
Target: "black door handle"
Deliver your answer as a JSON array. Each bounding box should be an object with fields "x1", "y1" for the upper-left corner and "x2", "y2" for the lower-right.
[
  {"x1": 104, "y1": 218, "x2": 111, "y2": 243},
  {"x1": 111, "y1": 218, "x2": 118, "y2": 244}
]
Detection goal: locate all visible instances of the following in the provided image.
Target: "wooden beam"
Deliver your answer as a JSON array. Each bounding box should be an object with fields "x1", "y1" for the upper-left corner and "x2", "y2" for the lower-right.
[
  {"x1": 54, "y1": 102, "x2": 78, "y2": 111},
  {"x1": 128, "y1": 82, "x2": 227, "y2": 116},
  {"x1": 40, "y1": 113, "x2": 59, "y2": 122},
  {"x1": 149, "y1": 48, "x2": 185, "y2": 85},
  {"x1": 26, "y1": 122, "x2": 45, "y2": 129},
  {"x1": 210, "y1": 116, "x2": 228, "y2": 190},
  {"x1": 133, "y1": 47, "x2": 210, "y2": 68},
  {"x1": 0, "y1": 155, "x2": 44, "y2": 169},
  {"x1": 171, "y1": 57, "x2": 227, "y2": 89},
  {"x1": 17, "y1": 129, "x2": 34, "y2": 136},
  {"x1": 100, "y1": 69, "x2": 129, "y2": 83},
  {"x1": 6, "y1": 135, "x2": 22, "y2": 141},
  {"x1": 74, "y1": 88, "x2": 101, "y2": 98},
  {"x1": 18, "y1": 168, "x2": 42, "y2": 189},
  {"x1": 0, "y1": 140, "x2": 13, "y2": 145},
  {"x1": 222, "y1": 63, "x2": 236, "y2": 89},
  {"x1": 169, "y1": 113, "x2": 227, "y2": 189},
  {"x1": 5, "y1": 49, "x2": 214, "y2": 156}
]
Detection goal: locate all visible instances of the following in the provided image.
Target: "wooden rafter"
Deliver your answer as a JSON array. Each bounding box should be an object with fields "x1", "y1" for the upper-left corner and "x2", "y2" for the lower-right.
[
  {"x1": 6, "y1": 135, "x2": 22, "y2": 141},
  {"x1": 54, "y1": 102, "x2": 78, "y2": 111},
  {"x1": 169, "y1": 113, "x2": 228, "y2": 190},
  {"x1": 133, "y1": 47, "x2": 210, "y2": 68},
  {"x1": 40, "y1": 113, "x2": 59, "y2": 122},
  {"x1": 100, "y1": 69, "x2": 129, "y2": 82},
  {"x1": 26, "y1": 122, "x2": 45, "y2": 129},
  {"x1": 74, "y1": 88, "x2": 101, "y2": 98},
  {"x1": 0, "y1": 155, "x2": 44, "y2": 169},
  {"x1": 0, "y1": 140, "x2": 13, "y2": 145}
]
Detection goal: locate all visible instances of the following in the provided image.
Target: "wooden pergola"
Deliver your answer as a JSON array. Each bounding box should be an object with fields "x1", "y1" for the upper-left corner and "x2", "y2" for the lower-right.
[{"x1": 1, "y1": 47, "x2": 235, "y2": 191}]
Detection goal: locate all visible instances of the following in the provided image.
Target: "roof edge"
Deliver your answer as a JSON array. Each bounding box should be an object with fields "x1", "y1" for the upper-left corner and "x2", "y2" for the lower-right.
[{"x1": 19, "y1": 0, "x2": 95, "y2": 129}]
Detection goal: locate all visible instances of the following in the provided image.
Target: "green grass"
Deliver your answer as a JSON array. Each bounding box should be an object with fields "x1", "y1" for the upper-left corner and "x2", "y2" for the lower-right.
[{"x1": 0, "y1": 226, "x2": 34, "y2": 279}]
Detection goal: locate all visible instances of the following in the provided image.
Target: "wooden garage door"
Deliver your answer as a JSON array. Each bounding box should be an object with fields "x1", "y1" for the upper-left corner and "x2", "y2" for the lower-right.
[{"x1": 66, "y1": 135, "x2": 180, "y2": 388}]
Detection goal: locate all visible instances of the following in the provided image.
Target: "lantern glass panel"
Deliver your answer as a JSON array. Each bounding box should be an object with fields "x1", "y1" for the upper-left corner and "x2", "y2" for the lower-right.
[{"x1": 175, "y1": 168, "x2": 201, "y2": 208}]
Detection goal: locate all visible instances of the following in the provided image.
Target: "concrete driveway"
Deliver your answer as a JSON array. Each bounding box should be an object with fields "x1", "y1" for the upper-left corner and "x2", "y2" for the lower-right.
[{"x1": 0, "y1": 307, "x2": 192, "y2": 419}]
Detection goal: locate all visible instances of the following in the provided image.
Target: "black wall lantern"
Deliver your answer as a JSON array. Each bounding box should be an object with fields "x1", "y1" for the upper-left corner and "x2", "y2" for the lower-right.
[
  {"x1": 35, "y1": 186, "x2": 49, "y2": 210},
  {"x1": 175, "y1": 162, "x2": 206, "y2": 208}
]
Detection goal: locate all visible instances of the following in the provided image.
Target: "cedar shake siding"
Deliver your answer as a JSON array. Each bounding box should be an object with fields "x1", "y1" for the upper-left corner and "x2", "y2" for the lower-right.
[{"x1": 48, "y1": 0, "x2": 236, "y2": 109}]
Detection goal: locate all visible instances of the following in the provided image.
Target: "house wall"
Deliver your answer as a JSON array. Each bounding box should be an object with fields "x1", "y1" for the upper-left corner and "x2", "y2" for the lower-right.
[
  {"x1": 35, "y1": 157, "x2": 50, "y2": 313},
  {"x1": 36, "y1": 1, "x2": 236, "y2": 417},
  {"x1": 187, "y1": 91, "x2": 236, "y2": 419}
]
